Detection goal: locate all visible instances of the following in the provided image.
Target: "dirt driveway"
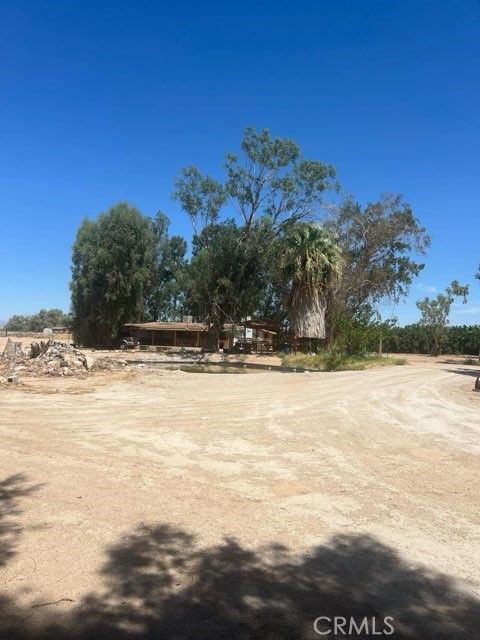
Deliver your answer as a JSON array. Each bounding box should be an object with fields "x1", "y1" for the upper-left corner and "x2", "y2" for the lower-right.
[{"x1": 1, "y1": 363, "x2": 479, "y2": 638}]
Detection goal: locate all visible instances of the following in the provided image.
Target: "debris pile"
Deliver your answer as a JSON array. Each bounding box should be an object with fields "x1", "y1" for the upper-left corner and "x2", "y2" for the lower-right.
[
  {"x1": 0, "y1": 338, "x2": 93, "y2": 382},
  {"x1": 0, "y1": 338, "x2": 119, "y2": 383},
  {"x1": 0, "y1": 337, "x2": 132, "y2": 385}
]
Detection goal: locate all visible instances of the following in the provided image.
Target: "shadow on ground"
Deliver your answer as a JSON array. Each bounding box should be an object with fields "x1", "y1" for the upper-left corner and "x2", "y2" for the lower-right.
[
  {"x1": 443, "y1": 368, "x2": 480, "y2": 380},
  {"x1": 0, "y1": 473, "x2": 42, "y2": 567},
  {"x1": 1, "y1": 517, "x2": 479, "y2": 640}
]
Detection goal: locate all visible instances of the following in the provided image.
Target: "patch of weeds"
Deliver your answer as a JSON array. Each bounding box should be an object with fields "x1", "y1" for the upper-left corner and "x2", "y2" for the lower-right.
[{"x1": 282, "y1": 352, "x2": 407, "y2": 372}]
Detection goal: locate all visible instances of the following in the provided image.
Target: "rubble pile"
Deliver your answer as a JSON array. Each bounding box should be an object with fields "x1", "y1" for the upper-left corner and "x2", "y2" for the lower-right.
[
  {"x1": 1, "y1": 338, "x2": 132, "y2": 385},
  {"x1": 0, "y1": 339, "x2": 94, "y2": 383}
]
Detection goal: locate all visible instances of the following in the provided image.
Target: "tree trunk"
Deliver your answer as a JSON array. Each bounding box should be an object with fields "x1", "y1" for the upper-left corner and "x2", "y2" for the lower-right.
[{"x1": 290, "y1": 288, "x2": 327, "y2": 339}]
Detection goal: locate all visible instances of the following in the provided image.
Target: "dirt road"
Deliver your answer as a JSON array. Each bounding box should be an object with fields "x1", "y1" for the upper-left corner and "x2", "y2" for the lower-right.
[{"x1": 1, "y1": 362, "x2": 479, "y2": 638}]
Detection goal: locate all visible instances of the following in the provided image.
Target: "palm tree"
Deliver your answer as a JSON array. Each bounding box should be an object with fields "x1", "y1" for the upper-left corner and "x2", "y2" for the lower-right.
[{"x1": 280, "y1": 223, "x2": 342, "y2": 339}]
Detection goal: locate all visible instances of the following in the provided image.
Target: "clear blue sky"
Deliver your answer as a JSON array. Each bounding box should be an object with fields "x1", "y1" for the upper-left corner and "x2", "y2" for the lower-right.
[{"x1": 1, "y1": 0, "x2": 479, "y2": 324}]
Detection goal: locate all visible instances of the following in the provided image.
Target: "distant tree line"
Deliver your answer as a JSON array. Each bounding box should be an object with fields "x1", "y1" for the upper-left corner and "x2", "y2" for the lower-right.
[
  {"x1": 4, "y1": 308, "x2": 70, "y2": 332},
  {"x1": 69, "y1": 127, "x2": 433, "y2": 348},
  {"x1": 381, "y1": 324, "x2": 480, "y2": 356}
]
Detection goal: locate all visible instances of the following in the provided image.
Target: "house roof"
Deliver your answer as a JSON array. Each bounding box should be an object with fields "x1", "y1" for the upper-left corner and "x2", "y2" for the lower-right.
[{"x1": 124, "y1": 322, "x2": 208, "y2": 333}]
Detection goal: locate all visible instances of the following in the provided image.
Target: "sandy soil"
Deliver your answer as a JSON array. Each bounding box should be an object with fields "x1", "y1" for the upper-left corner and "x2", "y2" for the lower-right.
[{"x1": 1, "y1": 361, "x2": 479, "y2": 638}]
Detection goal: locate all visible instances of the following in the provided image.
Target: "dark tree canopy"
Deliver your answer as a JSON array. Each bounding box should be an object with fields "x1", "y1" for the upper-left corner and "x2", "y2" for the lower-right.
[
  {"x1": 145, "y1": 212, "x2": 187, "y2": 321},
  {"x1": 184, "y1": 220, "x2": 272, "y2": 344},
  {"x1": 70, "y1": 202, "x2": 155, "y2": 346}
]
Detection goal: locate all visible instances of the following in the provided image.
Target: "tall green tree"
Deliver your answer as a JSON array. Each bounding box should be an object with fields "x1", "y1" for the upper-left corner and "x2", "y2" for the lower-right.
[
  {"x1": 185, "y1": 221, "x2": 270, "y2": 345},
  {"x1": 416, "y1": 280, "x2": 469, "y2": 355},
  {"x1": 328, "y1": 194, "x2": 430, "y2": 311},
  {"x1": 173, "y1": 127, "x2": 338, "y2": 340},
  {"x1": 279, "y1": 223, "x2": 342, "y2": 339},
  {"x1": 145, "y1": 212, "x2": 187, "y2": 321},
  {"x1": 70, "y1": 202, "x2": 155, "y2": 346},
  {"x1": 325, "y1": 194, "x2": 430, "y2": 345}
]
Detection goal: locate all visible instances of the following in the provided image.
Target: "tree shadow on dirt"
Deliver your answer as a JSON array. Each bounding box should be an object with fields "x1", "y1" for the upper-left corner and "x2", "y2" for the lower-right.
[
  {"x1": 2, "y1": 522, "x2": 479, "y2": 640},
  {"x1": 443, "y1": 368, "x2": 480, "y2": 380},
  {"x1": 0, "y1": 473, "x2": 42, "y2": 568}
]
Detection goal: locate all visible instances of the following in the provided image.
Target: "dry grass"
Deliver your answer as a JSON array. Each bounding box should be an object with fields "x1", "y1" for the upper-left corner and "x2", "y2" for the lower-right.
[{"x1": 282, "y1": 352, "x2": 407, "y2": 371}]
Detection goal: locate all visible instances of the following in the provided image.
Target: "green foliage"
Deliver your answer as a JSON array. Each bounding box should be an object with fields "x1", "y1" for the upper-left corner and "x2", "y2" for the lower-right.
[
  {"x1": 225, "y1": 127, "x2": 338, "y2": 229},
  {"x1": 279, "y1": 223, "x2": 342, "y2": 338},
  {"x1": 282, "y1": 351, "x2": 406, "y2": 371},
  {"x1": 173, "y1": 167, "x2": 226, "y2": 234},
  {"x1": 279, "y1": 223, "x2": 342, "y2": 294},
  {"x1": 329, "y1": 308, "x2": 395, "y2": 356},
  {"x1": 4, "y1": 309, "x2": 70, "y2": 332},
  {"x1": 173, "y1": 127, "x2": 339, "y2": 337},
  {"x1": 185, "y1": 221, "x2": 271, "y2": 343},
  {"x1": 382, "y1": 323, "x2": 480, "y2": 355},
  {"x1": 70, "y1": 202, "x2": 155, "y2": 346},
  {"x1": 173, "y1": 130, "x2": 430, "y2": 347},
  {"x1": 174, "y1": 127, "x2": 338, "y2": 235},
  {"x1": 145, "y1": 212, "x2": 187, "y2": 321},
  {"x1": 416, "y1": 281, "x2": 469, "y2": 355},
  {"x1": 65, "y1": 129, "x2": 435, "y2": 352},
  {"x1": 325, "y1": 195, "x2": 430, "y2": 345}
]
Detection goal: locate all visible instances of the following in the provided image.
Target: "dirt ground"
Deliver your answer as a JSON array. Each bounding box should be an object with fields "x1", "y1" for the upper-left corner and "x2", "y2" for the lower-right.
[{"x1": 1, "y1": 359, "x2": 479, "y2": 639}]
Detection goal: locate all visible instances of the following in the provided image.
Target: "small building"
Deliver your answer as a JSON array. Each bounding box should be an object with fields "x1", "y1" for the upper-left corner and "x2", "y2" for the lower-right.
[
  {"x1": 43, "y1": 326, "x2": 69, "y2": 334},
  {"x1": 222, "y1": 319, "x2": 279, "y2": 354},
  {"x1": 123, "y1": 317, "x2": 280, "y2": 352},
  {"x1": 123, "y1": 320, "x2": 210, "y2": 349}
]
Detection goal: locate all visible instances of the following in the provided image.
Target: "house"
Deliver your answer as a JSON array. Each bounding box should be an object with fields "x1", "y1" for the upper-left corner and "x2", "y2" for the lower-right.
[
  {"x1": 123, "y1": 317, "x2": 280, "y2": 352},
  {"x1": 123, "y1": 318, "x2": 209, "y2": 348}
]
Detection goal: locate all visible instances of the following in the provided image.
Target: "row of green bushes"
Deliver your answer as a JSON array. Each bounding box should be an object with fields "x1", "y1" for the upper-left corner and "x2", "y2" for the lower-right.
[
  {"x1": 381, "y1": 324, "x2": 480, "y2": 355},
  {"x1": 278, "y1": 319, "x2": 480, "y2": 357}
]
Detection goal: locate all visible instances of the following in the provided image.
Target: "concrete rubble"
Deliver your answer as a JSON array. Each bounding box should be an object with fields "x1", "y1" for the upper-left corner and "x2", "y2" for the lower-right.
[{"x1": 0, "y1": 338, "x2": 127, "y2": 384}]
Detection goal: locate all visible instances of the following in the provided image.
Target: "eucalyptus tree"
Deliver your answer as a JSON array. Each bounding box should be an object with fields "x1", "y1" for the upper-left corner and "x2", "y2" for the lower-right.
[
  {"x1": 173, "y1": 128, "x2": 338, "y2": 338},
  {"x1": 184, "y1": 220, "x2": 269, "y2": 346},
  {"x1": 224, "y1": 127, "x2": 338, "y2": 231},
  {"x1": 328, "y1": 194, "x2": 430, "y2": 312},
  {"x1": 145, "y1": 212, "x2": 187, "y2": 321},
  {"x1": 174, "y1": 127, "x2": 338, "y2": 236},
  {"x1": 325, "y1": 194, "x2": 431, "y2": 346}
]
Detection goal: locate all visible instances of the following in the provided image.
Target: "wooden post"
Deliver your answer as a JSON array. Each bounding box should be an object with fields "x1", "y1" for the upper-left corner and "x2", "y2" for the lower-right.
[
  {"x1": 173, "y1": 331, "x2": 177, "y2": 347},
  {"x1": 196, "y1": 331, "x2": 200, "y2": 347}
]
